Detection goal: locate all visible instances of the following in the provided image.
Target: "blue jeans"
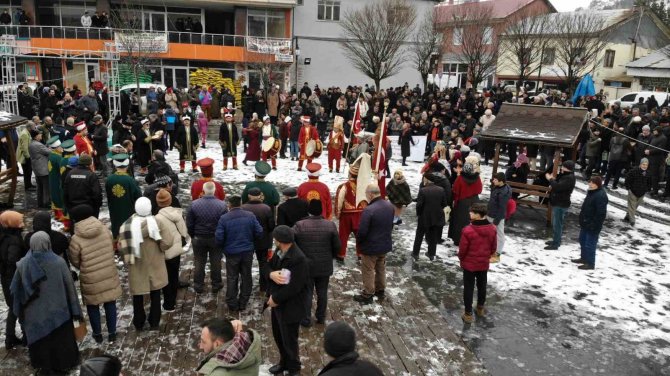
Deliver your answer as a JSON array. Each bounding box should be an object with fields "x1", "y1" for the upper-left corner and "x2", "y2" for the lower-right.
[
  {"x1": 551, "y1": 206, "x2": 568, "y2": 246},
  {"x1": 87, "y1": 301, "x2": 117, "y2": 336},
  {"x1": 290, "y1": 140, "x2": 299, "y2": 158},
  {"x1": 579, "y1": 229, "x2": 599, "y2": 267}
]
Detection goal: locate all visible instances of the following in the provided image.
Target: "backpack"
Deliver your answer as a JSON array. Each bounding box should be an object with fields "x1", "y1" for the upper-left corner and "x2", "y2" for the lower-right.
[{"x1": 505, "y1": 198, "x2": 517, "y2": 220}]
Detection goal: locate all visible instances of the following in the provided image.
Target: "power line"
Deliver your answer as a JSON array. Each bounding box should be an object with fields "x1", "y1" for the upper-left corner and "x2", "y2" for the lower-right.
[{"x1": 589, "y1": 116, "x2": 670, "y2": 154}]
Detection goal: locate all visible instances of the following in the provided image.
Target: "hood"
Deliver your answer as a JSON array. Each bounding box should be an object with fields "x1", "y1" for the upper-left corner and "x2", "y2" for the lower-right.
[
  {"x1": 158, "y1": 206, "x2": 183, "y2": 222},
  {"x1": 208, "y1": 329, "x2": 262, "y2": 371},
  {"x1": 32, "y1": 211, "x2": 52, "y2": 233},
  {"x1": 74, "y1": 217, "x2": 104, "y2": 239},
  {"x1": 461, "y1": 171, "x2": 480, "y2": 185}
]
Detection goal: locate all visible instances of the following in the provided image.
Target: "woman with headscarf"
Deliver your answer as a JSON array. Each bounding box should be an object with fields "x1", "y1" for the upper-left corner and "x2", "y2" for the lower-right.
[
  {"x1": 448, "y1": 162, "x2": 483, "y2": 246},
  {"x1": 0, "y1": 210, "x2": 28, "y2": 349},
  {"x1": 505, "y1": 154, "x2": 530, "y2": 199},
  {"x1": 68, "y1": 205, "x2": 122, "y2": 344},
  {"x1": 24, "y1": 210, "x2": 71, "y2": 266},
  {"x1": 118, "y1": 197, "x2": 174, "y2": 331},
  {"x1": 386, "y1": 169, "x2": 412, "y2": 225},
  {"x1": 11, "y1": 231, "x2": 81, "y2": 373}
]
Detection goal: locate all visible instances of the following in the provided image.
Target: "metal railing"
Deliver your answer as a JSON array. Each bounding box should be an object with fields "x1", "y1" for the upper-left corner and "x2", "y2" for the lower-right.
[{"x1": 0, "y1": 24, "x2": 290, "y2": 49}]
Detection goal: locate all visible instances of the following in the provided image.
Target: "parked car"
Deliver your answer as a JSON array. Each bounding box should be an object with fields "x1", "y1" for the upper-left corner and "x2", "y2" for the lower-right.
[
  {"x1": 608, "y1": 91, "x2": 669, "y2": 109},
  {"x1": 120, "y1": 83, "x2": 166, "y2": 115}
]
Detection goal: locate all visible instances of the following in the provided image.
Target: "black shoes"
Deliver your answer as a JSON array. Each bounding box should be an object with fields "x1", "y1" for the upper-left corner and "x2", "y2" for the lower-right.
[
  {"x1": 108, "y1": 333, "x2": 117, "y2": 342},
  {"x1": 354, "y1": 294, "x2": 373, "y2": 304},
  {"x1": 544, "y1": 244, "x2": 559, "y2": 250},
  {"x1": 300, "y1": 318, "x2": 312, "y2": 327},
  {"x1": 269, "y1": 364, "x2": 286, "y2": 375},
  {"x1": 4, "y1": 335, "x2": 24, "y2": 350},
  {"x1": 578, "y1": 264, "x2": 594, "y2": 270},
  {"x1": 374, "y1": 290, "x2": 385, "y2": 298},
  {"x1": 571, "y1": 258, "x2": 586, "y2": 264},
  {"x1": 93, "y1": 334, "x2": 103, "y2": 344}
]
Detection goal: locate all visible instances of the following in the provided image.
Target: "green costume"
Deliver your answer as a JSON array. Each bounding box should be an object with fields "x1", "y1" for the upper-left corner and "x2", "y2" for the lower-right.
[
  {"x1": 48, "y1": 151, "x2": 65, "y2": 210},
  {"x1": 105, "y1": 170, "x2": 142, "y2": 238},
  {"x1": 241, "y1": 180, "x2": 279, "y2": 208}
]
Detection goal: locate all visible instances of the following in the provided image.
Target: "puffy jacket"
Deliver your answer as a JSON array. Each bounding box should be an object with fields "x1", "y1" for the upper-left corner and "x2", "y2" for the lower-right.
[
  {"x1": 156, "y1": 206, "x2": 190, "y2": 260},
  {"x1": 68, "y1": 216, "x2": 122, "y2": 305},
  {"x1": 458, "y1": 219, "x2": 497, "y2": 272},
  {"x1": 579, "y1": 187, "x2": 608, "y2": 233},
  {"x1": 608, "y1": 135, "x2": 630, "y2": 162},
  {"x1": 487, "y1": 184, "x2": 512, "y2": 225},
  {"x1": 549, "y1": 171, "x2": 576, "y2": 208},
  {"x1": 186, "y1": 196, "x2": 228, "y2": 237},
  {"x1": 318, "y1": 352, "x2": 384, "y2": 376},
  {"x1": 241, "y1": 201, "x2": 275, "y2": 250},
  {"x1": 196, "y1": 329, "x2": 262, "y2": 376},
  {"x1": 293, "y1": 216, "x2": 341, "y2": 277},
  {"x1": 215, "y1": 208, "x2": 263, "y2": 255},
  {"x1": 0, "y1": 229, "x2": 26, "y2": 287},
  {"x1": 357, "y1": 197, "x2": 395, "y2": 255},
  {"x1": 625, "y1": 167, "x2": 650, "y2": 198}
]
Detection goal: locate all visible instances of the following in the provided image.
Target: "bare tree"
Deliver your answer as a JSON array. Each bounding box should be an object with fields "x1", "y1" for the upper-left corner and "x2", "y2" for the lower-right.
[
  {"x1": 446, "y1": 5, "x2": 498, "y2": 89},
  {"x1": 339, "y1": 0, "x2": 417, "y2": 90},
  {"x1": 411, "y1": 8, "x2": 443, "y2": 90},
  {"x1": 549, "y1": 12, "x2": 610, "y2": 91}
]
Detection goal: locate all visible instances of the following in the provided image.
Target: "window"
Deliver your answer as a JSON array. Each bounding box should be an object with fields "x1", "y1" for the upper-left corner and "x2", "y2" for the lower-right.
[
  {"x1": 453, "y1": 27, "x2": 462, "y2": 45},
  {"x1": 483, "y1": 26, "x2": 493, "y2": 45},
  {"x1": 541, "y1": 47, "x2": 555, "y2": 65},
  {"x1": 297, "y1": 0, "x2": 303, "y2": 4},
  {"x1": 317, "y1": 1, "x2": 340, "y2": 21},
  {"x1": 603, "y1": 49, "x2": 615, "y2": 68},
  {"x1": 620, "y1": 93, "x2": 637, "y2": 102},
  {"x1": 247, "y1": 9, "x2": 286, "y2": 38}
]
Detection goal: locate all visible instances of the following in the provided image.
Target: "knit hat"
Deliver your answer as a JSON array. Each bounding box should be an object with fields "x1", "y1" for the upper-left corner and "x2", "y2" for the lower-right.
[
  {"x1": 308, "y1": 199, "x2": 323, "y2": 216},
  {"x1": 273, "y1": 225, "x2": 294, "y2": 243},
  {"x1": 78, "y1": 154, "x2": 93, "y2": 167},
  {"x1": 561, "y1": 160, "x2": 575, "y2": 171},
  {"x1": 640, "y1": 158, "x2": 649, "y2": 165},
  {"x1": 282, "y1": 187, "x2": 297, "y2": 197},
  {"x1": 79, "y1": 355, "x2": 123, "y2": 376},
  {"x1": 254, "y1": 161, "x2": 272, "y2": 177},
  {"x1": 324, "y1": 321, "x2": 356, "y2": 358},
  {"x1": 156, "y1": 189, "x2": 172, "y2": 208},
  {"x1": 69, "y1": 204, "x2": 94, "y2": 223},
  {"x1": 154, "y1": 175, "x2": 172, "y2": 187},
  {"x1": 248, "y1": 187, "x2": 262, "y2": 198},
  {"x1": 135, "y1": 197, "x2": 153, "y2": 217},
  {"x1": 68, "y1": 156, "x2": 79, "y2": 168},
  {"x1": 589, "y1": 175, "x2": 603, "y2": 188},
  {"x1": 0, "y1": 210, "x2": 24, "y2": 229},
  {"x1": 463, "y1": 162, "x2": 476, "y2": 175}
]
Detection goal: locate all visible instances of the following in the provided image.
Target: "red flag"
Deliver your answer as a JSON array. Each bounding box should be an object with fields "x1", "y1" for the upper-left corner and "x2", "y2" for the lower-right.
[
  {"x1": 352, "y1": 101, "x2": 362, "y2": 135},
  {"x1": 374, "y1": 115, "x2": 389, "y2": 174}
]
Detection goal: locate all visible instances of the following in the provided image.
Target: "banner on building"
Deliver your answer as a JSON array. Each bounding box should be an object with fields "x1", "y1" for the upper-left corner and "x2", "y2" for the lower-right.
[
  {"x1": 247, "y1": 37, "x2": 292, "y2": 56},
  {"x1": 114, "y1": 32, "x2": 168, "y2": 54}
]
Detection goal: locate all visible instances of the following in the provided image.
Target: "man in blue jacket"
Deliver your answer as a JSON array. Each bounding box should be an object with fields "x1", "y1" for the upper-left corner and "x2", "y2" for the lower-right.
[
  {"x1": 215, "y1": 195, "x2": 262, "y2": 311},
  {"x1": 487, "y1": 172, "x2": 512, "y2": 263},
  {"x1": 573, "y1": 176, "x2": 608, "y2": 270},
  {"x1": 354, "y1": 184, "x2": 395, "y2": 304}
]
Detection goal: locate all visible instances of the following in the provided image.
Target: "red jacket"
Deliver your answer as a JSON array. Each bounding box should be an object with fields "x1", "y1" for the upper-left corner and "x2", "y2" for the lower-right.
[
  {"x1": 452, "y1": 174, "x2": 482, "y2": 206},
  {"x1": 458, "y1": 219, "x2": 497, "y2": 272},
  {"x1": 191, "y1": 178, "x2": 225, "y2": 201}
]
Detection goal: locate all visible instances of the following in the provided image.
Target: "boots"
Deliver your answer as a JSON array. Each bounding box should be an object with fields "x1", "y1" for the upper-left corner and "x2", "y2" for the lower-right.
[
  {"x1": 461, "y1": 311, "x2": 474, "y2": 323},
  {"x1": 475, "y1": 305, "x2": 486, "y2": 317}
]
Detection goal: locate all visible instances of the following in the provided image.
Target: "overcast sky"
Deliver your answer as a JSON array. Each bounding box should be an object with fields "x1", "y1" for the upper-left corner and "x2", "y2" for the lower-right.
[{"x1": 549, "y1": 0, "x2": 587, "y2": 11}]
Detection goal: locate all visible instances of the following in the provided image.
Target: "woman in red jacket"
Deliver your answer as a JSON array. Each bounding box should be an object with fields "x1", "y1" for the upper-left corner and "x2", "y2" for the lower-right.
[
  {"x1": 448, "y1": 161, "x2": 483, "y2": 245},
  {"x1": 458, "y1": 202, "x2": 497, "y2": 324}
]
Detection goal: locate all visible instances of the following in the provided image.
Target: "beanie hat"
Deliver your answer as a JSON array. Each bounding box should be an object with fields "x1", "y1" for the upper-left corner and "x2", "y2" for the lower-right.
[
  {"x1": 78, "y1": 154, "x2": 93, "y2": 167},
  {"x1": 154, "y1": 175, "x2": 172, "y2": 187},
  {"x1": 273, "y1": 225, "x2": 294, "y2": 243},
  {"x1": 156, "y1": 189, "x2": 172, "y2": 208},
  {"x1": 308, "y1": 199, "x2": 323, "y2": 216},
  {"x1": 324, "y1": 321, "x2": 356, "y2": 357},
  {"x1": 463, "y1": 162, "x2": 476, "y2": 175},
  {"x1": 69, "y1": 204, "x2": 94, "y2": 223},
  {"x1": 79, "y1": 354, "x2": 122, "y2": 376},
  {"x1": 0, "y1": 210, "x2": 24, "y2": 229},
  {"x1": 135, "y1": 197, "x2": 153, "y2": 217},
  {"x1": 562, "y1": 160, "x2": 575, "y2": 171}
]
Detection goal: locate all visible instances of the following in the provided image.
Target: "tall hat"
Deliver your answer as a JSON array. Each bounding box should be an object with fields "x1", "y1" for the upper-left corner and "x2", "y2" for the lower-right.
[
  {"x1": 306, "y1": 163, "x2": 322, "y2": 178},
  {"x1": 75, "y1": 121, "x2": 87, "y2": 132},
  {"x1": 300, "y1": 115, "x2": 311, "y2": 124},
  {"x1": 197, "y1": 157, "x2": 215, "y2": 177},
  {"x1": 254, "y1": 161, "x2": 272, "y2": 177},
  {"x1": 61, "y1": 139, "x2": 76, "y2": 153},
  {"x1": 47, "y1": 136, "x2": 61, "y2": 149}
]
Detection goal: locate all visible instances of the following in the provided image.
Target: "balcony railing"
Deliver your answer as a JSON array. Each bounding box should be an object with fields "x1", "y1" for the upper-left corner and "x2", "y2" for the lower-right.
[{"x1": 0, "y1": 25, "x2": 290, "y2": 49}]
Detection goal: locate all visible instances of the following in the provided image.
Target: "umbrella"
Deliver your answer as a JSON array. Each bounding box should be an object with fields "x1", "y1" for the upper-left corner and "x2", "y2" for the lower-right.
[{"x1": 571, "y1": 74, "x2": 596, "y2": 106}]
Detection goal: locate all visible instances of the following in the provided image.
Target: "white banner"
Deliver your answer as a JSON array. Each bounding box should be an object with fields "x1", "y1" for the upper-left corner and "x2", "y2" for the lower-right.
[
  {"x1": 114, "y1": 32, "x2": 168, "y2": 54},
  {"x1": 275, "y1": 54, "x2": 294, "y2": 63},
  {"x1": 247, "y1": 37, "x2": 292, "y2": 55},
  {"x1": 409, "y1": 137, "x2": 426, "y2": 162}
]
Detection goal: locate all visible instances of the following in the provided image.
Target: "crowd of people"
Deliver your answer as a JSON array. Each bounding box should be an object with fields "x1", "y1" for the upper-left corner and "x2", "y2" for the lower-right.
[{"x1": 0, "y1": 78, "x2": 668, "y2": 375}]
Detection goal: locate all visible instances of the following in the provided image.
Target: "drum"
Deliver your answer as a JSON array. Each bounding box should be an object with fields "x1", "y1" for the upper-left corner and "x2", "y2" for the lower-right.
[
  {"x1": 262, "y1": 137, "x2": 281, "y2": 157},
  {"x1": 306, "y1": 139, "x2": 323, "y2": 158}
]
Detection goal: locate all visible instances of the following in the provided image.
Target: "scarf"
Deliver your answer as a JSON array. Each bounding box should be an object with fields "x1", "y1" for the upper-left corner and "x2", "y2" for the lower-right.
[{"x1": 130, "y1": 215, "x2": 161, "y2": 259}]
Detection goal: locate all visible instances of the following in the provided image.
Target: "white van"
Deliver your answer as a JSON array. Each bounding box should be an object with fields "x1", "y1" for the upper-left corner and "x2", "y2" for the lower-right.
[
  {"x1": 120, "y1": 83, "x2": 166, "y2": 115},
  {"x1": 609, "y1": 91, "x2": 669, "y2": 109}
]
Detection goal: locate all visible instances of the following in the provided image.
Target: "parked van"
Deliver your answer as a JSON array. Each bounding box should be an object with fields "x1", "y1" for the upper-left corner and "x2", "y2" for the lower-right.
[
  {"x1": 120, "y1": 83, "x2": 166, "y2": 115},
  {"x1": 609, "y1": 91, "x2": 669, "y2": 109}
]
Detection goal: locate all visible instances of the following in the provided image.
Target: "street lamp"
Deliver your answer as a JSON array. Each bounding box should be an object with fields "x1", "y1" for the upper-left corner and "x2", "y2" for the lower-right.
[{"x1": 294, "y1": 38, "x2": 300, "y2": 89}]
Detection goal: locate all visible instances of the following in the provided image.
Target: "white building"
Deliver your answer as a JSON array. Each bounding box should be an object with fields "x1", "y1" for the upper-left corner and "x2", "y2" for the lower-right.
[{"x1": 292, "y1": 0, "x2": 437, "y2": 89}]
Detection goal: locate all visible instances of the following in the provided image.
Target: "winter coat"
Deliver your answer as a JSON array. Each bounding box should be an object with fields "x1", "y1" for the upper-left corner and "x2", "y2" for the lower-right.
[
  {"x1": 17, "y1": 129, "x2": 31, "y2": 165},
  {"x1": 386, "y1": 178, "x2": 412, "y2": 207},
  {"x1": 28, "y1": 139, "x2": 51, "y2": 176},
  {"x1": 196, "y1": 329, "x2": 262, "y2": 376},
  {"x1": 90, "y1": 124, "x2": 109, "y2": 155},
  {"x1": 452, "y1": 173, "x2": 482, "y2": 205},
  {"x1": 276, "y1": 198, "x2": 309, "y2": 228},
  {"x1": 293, "y1": 215, "x2": 341, "y2": 277},
  {"x1": 357, "y1": 197, "x2": 395, "y2": 255},
  {"x1": 625, "y1": 167, "x2": 650, "y2": 198},
  {"x1": 416, "y1": 183, "x2": 448, "y2": 228},
  {"x1": 579, "y1": 187, "x2": 608, "y2": 234},
  {"x1": 156, "y1": 206, "x2": 190, "y2": 260},
  {"x1": 549, "y1": 171, "x2": 576, "y2": 208},
  {"x1": 0, "y1": 229, "x2": 26, "y2": 288},
  {"x1": 318, "y1": 352, "x2": 384, "y2": 376},
  {"x1": 263, "y1": 243, "x2": 308, "y2": 324},
  {"x1": 68, "y1": 216, "x2": 122, "y2": 305},
  {"x1": 215, "y1": 208, "x2": 263, "y2": 255},
  {"x1": 458, "y1": 219, "x2": 497, "y2": 272},
  {"x1": 119, "y1": 214, "x2": 175, "y2": 295},
  {"x1": 242, "y1": 201, "x2": 275, "y2": 251},
  {"x1": 186, "y1": 196, "x2": 228, "y2": 238},
  {"x1": 585, "y1": 134, "x2": 602, "y2": 158},
  {"x1": 608, "y1": 135, "x2": 631, "y2": 162},
  {"x1": 24, "y1": 212, "x2": 71, "y2": 268},
  {"x1": 487, "y1": 184, "x2": 512, "y2": 225},
  {"x1": 398, "y1": 130, "x2": 415, "y2": 158},
  {"x1": 649, "y1": 133, "x2": 668, "y2": 158},
  {"x1": 63, "y1": 166, "x2": 103, "y2": 214}
]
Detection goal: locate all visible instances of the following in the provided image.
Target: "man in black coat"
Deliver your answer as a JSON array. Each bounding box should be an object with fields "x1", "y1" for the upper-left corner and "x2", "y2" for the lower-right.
[
  {"x1": 624, "y1": 158, "x2": 650, "y2": 226},
  {"x1": 63, "y1": 155, "x2": 102, "y2": 217},
  {"x1": 412, "y1": 173, "x2": 448, "y2": 261},
  {"x1": 242, "y1": 187, "x2": 275, "y2": 293},
  {"x1": 264, "y1": 226, "x2": 308, "y2": 376},
  {"x1": 89, "y1": 115, "x2": 109, "y2": 176},
  {"x1": 293, "y1": 200, "x2": 340, "y2": 327},
  {"x1": 574, "y1": 176, "x2": 608, "y2": 270},
  {"x1": 318, "y1": 321, "x2": 384, "y2": 376},
  {"x1": 276, "y1": 187, "x2": 309, "y2": 227},
  {"x1": 545, "y1": 160, "x2": 576, "y2": 250},
  {"x1": 143, "y1": 174, "x2": 181, "y2": 215}
]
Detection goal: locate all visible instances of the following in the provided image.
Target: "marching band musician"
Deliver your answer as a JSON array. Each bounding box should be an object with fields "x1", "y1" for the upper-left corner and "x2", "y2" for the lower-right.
[
  {"x1": 372, "y1": 125, "x2": 390, "y2": 199},
  {"x1": 260, "y1": 115, "x2": 279, "y2": 170},
  {"x1": 326, "y1": 116, "x2": 346, "y2": 173},
  {"x1": 191, "y1": 157, "x2": 225, "y2": 201},
  {"x1": 297, "y1": 163, "x2": 332, "y2": 220},
  {"x1": 297, "y1": 116, "x2": 319, "y2": 171},
  {"x1": 218, "y1": 113, "x2": 240, "y2": 170},
  {"x1": 334, "y1": 154, "x2": 371, "y2": 262},
  {"x1": 175, "y1": 116, "x2": 200, "y2": 173}
]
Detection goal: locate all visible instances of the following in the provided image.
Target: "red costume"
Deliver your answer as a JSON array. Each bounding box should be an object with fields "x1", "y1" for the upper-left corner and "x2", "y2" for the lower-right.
[
  {"x1": 298, "y1": 117, "x2": 319, "y2": 171},
  {"x1": 190, "y1": 158, "x2": 225, "y2": 200},
  {"x1": 327, "y1": 130, "x2": 345, "y2": 173},
  {"x1": 335, "y1": 179, "x2": 367, "y2": 259},
  {"x1": 298, "y1": 163, "x2": 332, "y2": 220},
  {"x1": 74, "y1": 133, "x2": 94, "y2": 156}
]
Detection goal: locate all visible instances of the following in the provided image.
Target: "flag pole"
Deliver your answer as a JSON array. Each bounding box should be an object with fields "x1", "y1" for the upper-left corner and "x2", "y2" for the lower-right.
[
  {"x1": 343, "y1": 100, "x2": 360, "y2": 166},
  {"x1": 374, "y1": 100, "x2": 389, "y2": 174}
]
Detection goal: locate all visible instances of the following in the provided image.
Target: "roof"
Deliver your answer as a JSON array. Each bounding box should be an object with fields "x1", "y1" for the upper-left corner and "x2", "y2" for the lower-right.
[
  {"x1": 0, "y1": 111, "x2": 26, "y2": 131},
  {"x1": 481, "y1": 104, "x2": 587, "y2": 147},
  {"x1": 626, "y1": 45, "x2": 670, "y2": 69},
  {"x1": 519, "y1": 9, "x2": 633, "y2": 35},
  {"x1": 435, "y1": 0, "x2": 542, "y2": 25}
]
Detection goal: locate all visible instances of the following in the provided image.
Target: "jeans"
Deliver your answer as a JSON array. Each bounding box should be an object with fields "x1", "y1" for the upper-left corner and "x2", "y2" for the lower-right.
[
  {"x1": 193, "y1": 236, "x2": 222, "y2": 291},
  {"x1": 290, "y1": 140, "x2": 299, "y2": 158},
  {"x1": 255, "y1": 248, "x2": 269, "y2": 292},
  {"x1": 86, "y1": 301, "x2": 117, "y2": 336},
  {"x1": 225, "y1": 251, "x2": 253, "y2": 310},
  {"x1": 412, "y1": 224, "x2": 442, "y2": 258},
  {"x1": 271, "y1": 308, "x2": 301, "y2": 372},
  {"x1": 132, "y1": 290, "x2": 161, "y2": 329},
  {"x1": 162, "y1": 256, "x2": 180, "y2": 310},
  {"x1": 463, "y1": 269, "x2": 487, "y2": 313},
  {"x1": 579, "y1": 229, "x2": 599, "y2": 267},
  {"x1": 551, "y1": 206, "x2": 568, "y2": 247},
  {"x1": 360, "y1": 254, "x2": 386, "y2": 297},
  {"x1": 305, "y1": 276, "x2": 329, "y2": 322},
  {"x1": 486, "y1": 216, "x2": 506, "y2": 254}
]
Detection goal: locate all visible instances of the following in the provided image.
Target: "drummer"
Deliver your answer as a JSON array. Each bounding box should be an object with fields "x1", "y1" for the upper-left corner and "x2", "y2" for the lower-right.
[
  {"x1": 260, "y1": 115, "x2": 279, "y2": 170},
  {"x1": 327, "y1": 116, "x2": 346, "y2": 173},
  {"x1": 297, "y1": 162, "x2": 332, "y2": 220},
  {"x1": 297, "y1": 115, "x2": 320, "y2": 172}
]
